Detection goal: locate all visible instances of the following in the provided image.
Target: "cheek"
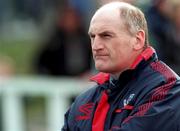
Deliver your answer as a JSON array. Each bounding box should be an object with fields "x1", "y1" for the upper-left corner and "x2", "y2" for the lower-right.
[
  {"x1": 113, "y1": 45, "x2": 132, "y2": 63},
  {"x1": 109, "y1": 49, "x2": 124, "y2": 68}
]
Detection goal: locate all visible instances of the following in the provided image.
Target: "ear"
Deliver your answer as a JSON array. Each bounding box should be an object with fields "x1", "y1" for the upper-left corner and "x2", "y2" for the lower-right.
[{"x1": 133, "y1": 30, "x2": 145, "y2": 50}]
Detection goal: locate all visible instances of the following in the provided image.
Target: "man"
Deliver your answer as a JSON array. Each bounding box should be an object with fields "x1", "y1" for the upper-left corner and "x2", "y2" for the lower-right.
[{"x1": 62, "y1": 2, "x2": 180, "y2": 131}]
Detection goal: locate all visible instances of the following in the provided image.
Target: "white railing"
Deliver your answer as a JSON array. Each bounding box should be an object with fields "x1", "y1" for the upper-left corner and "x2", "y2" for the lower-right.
[{"x1": 0, "y1": 76, "x2": 94, "y2": 131}]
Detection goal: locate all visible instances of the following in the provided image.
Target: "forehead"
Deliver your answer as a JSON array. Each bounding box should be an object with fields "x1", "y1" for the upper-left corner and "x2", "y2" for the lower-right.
[{"x1": 89, "y1": 9, "x2": 122, "y2": 34}]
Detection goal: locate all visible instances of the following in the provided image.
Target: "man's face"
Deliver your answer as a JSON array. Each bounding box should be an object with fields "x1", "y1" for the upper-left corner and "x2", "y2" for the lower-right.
[{"x1": 88, "y1": 10, "x2": 136, "y2": 74}]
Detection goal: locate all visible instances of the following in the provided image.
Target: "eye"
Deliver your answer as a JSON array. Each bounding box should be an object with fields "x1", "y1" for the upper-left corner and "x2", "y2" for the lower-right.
[
  {"x1": 89, "y1": 34, "x2": 95, "y2": 44},
  {"x1": 103, "y1": 34, "x2": 111, "y2": 37},
  {"x1": 90, "y1": 34, "x2": 95, "y2": 39},
  {"x1": 89, "y1": 34, "x2": 95, "y2": 39},
  {"x1": 101, "y1": 33, "x2": 112, "y2": 38}
]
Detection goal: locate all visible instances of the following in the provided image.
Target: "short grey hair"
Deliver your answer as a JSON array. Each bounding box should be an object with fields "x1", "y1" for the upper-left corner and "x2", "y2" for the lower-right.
[
  {"x1": 101, "y1": 2, "x2": 149, "y2": 47},
  {"x1": 118, "y1": 3, "x2": 149, "y2": 47}
]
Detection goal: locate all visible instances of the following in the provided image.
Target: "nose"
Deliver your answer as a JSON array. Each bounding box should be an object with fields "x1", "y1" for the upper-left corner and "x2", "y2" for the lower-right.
[{"x1": 92, "y1": 36, "x2": 103, "y2": 51}]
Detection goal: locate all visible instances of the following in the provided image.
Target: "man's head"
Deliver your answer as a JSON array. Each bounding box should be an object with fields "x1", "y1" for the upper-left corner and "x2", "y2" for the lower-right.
[
  {"x1": 88, "y1": 2, "x2": 149, "y2": 75},
  {"x1": 99, "y1": 0, "x2": 136, "y2": 5}
]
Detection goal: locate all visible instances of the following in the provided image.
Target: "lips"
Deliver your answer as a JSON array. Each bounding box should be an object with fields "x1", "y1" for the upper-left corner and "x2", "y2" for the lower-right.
[{"x1": 94, "y1": 54, "x2": 108, "y2": 59}]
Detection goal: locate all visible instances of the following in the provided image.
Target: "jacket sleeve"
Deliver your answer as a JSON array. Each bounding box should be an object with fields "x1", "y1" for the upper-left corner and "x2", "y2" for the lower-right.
[
  {"x1": 61, "y1": 108, "x2": 70, "y2": 131},
  {"x1": 61, "y1": 102, "x2": 76, "y2": 131},
  {"x1": 120, "y1": 105, "x2": 177, "y2": 131},
  {"x1": 119, "y1": 85, "x2": 180, "y2": 131}
]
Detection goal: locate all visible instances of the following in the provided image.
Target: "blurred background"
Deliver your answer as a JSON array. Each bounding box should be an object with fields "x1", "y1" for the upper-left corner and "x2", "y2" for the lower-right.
[{"x1": 0, "y1": 0, "x2": 180, "y2": 131}]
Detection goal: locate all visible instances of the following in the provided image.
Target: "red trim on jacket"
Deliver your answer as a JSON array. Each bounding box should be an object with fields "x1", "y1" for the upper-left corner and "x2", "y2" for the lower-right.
[
  {"x1": 115, "y1": 105, "x2": 134, "y2": 113},
  {"x1": 90, "y1": 47, "x2": 155, "y2": 85},
  {"x1": 76, "y1": 103, "x2": 95, "y2": 121},
  {"x1": 122, "y1": 61, "x2": 176, "y2": 124},
  {"x1": 130, "y1": 46, "x2": 155, "y2": 69},
  {"x1": 90, "y1": 72, "x2": 110, "y2": 85},
  {"x1": 92, "y1": 91, "x2": 110, "y2": 131}
]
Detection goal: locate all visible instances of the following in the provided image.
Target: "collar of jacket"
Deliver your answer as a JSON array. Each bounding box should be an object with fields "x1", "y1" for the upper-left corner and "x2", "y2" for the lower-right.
[{"x1": 90, "y1": 46, "x2": 155, "y2": 85}]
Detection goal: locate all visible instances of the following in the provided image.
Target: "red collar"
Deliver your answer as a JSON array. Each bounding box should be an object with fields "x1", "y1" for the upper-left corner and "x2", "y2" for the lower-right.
[
  {"x1": 90, "y1": 46, "x2": 155, "y2": 85},
  {"x1": 130, "y1": 46, "x2": 155, "y2": 69},
  {"x1": 90, "y1": 72, "x2": 110, "y2": 85}
]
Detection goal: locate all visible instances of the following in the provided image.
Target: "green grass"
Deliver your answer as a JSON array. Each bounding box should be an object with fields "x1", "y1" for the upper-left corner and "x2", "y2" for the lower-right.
[{"x1": 0, "y1": 39, "x2": 41, "y2": 74}]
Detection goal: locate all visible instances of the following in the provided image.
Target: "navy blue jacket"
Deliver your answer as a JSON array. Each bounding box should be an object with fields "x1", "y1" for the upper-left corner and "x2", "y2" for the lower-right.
[{"x1": 62, "y1": 47, "x2": 180, "y2": 131}]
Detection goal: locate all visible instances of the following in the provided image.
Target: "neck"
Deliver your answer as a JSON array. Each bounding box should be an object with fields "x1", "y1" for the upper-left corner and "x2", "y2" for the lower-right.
[{"x1": 110, "y1": 72, "x2": 121, "y2": 80}]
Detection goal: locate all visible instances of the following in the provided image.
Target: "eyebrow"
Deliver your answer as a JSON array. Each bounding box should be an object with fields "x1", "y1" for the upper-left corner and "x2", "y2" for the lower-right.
[
  {"x1": 88, "y1": 30, "x2": 115, "y2": 36},
  {"x1": 100, "y1": 31, "x2": 114, "y2": 35}
]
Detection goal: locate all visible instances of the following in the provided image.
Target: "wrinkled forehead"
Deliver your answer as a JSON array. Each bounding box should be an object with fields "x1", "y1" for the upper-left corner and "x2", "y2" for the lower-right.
[
  {"x1": 91, "y1": 10, "x2": 119, "y2": 24},
  {"x1": 89, "y1": 6, "x2": 120, "y2": 32},
  {"x1": 90, "y1": 5, "x2": 119, "y2": 25},
  {"x1": 89, "y1": 2, "x2": 134, "y2": 30},
  {"x1": 90, "y1": 2, "x2": 135, "y2": 23},
  {"x1": 89, "y1": 2, "x2": 136, "y2": 34},
  {"x1": 89, "y1": 9, "x2": 121, "y2": 34}
]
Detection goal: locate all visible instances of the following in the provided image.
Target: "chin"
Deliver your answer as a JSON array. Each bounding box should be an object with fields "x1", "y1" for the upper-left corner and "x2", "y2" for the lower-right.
[{"x1": 95, "y1": 64, "x2": 109, "y2": 72}]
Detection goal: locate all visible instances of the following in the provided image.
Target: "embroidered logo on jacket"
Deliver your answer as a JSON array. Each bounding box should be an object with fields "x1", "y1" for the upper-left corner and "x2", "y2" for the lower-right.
[
  {"x1": 123, "y1": 94, "x2": 135, "y2": 106},
  {"x1": 76, "y1": 102, "x2": 95, "y2": 121}
]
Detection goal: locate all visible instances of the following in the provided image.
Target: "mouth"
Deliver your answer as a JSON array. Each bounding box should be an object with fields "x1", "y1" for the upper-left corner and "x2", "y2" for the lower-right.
[{"x1": 94, "y1": 54, "x2": 108, "y2": 59}]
